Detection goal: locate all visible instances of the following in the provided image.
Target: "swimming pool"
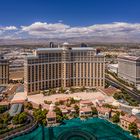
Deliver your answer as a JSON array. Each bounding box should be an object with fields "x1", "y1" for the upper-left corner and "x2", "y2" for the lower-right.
[{"x1": 13, "y1": 118, "x2": 137, "y2": 140}]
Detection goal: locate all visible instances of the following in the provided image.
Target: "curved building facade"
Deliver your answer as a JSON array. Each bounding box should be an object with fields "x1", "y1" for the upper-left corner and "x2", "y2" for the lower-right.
[{"x1": 24, "y1": 46, "x2": 105, "y2": 94}]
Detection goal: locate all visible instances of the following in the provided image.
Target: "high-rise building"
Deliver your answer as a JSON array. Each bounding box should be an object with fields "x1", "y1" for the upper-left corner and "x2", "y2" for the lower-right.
[
  {"x1": 80, "y1": 43, "x2": 88, "y2": 48},
  {"x1": 24, "y1": 44, "x2": 105, "y2": 94},
  {"x1": 49, "y1": 42, "x2": 55, "y2": 48},
  {"x1": 118, "y1": 55, "x2": 140, "y2": 88},
  {"x1": 0, "y1": 55, "x2": 9, "y2": 85}
]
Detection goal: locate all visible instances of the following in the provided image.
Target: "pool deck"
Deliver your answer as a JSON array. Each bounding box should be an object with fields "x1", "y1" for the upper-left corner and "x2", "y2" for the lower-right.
[{"x1": 27, "y1": 91, "x2": 115, "y2": 105}]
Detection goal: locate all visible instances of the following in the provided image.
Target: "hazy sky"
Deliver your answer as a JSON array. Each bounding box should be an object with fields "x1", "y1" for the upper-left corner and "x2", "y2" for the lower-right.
[{"x1": 0, "y1": 0, "x2": 140, "y2": 39}]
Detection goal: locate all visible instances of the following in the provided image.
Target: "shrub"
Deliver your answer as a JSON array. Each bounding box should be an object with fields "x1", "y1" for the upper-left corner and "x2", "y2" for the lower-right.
[
  {"x1": 91, "y1": 107, "x2": 98, "y2": 115},
  {"x1": 112, "y1": 113, "x2": 120, "y2": 123},
  {"x1": 129, "y1": 122, "x2": 138, "y2": 136},
  {"x1": 12, "y1": 112, "x2": 28, "y2": 125},
  {"x1": 33, "y1": 109, "x2": 48, "y2": 125},
  {"x1": 25, "y1": 102, "x2": 33, "y2": 110},
  {"x1": 0, "y1": 105, "x2": 7, "y2": 114},
  {"x1": 44, "y1": 100, "x2": 52, "y2": 104}
]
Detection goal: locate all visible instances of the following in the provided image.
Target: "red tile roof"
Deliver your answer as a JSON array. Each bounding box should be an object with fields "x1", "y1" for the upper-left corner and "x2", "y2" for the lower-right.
[
  {"x1": 97, "y1": 107, "x2": 111, "y2": 114},
  {"x1": 96, "y1": 96, "x2": 105, "y2": 101},
  {"x1": 80, "y1": 100, "x2": 93, "y2": 105},
  {"x1": 56, "y1": 97, "x2": 69, "y2": 102},
  {"x1": 120, "y1": 114, "x2": 137, "y2": 123},
  {"x1": 11, "y1": 100, "x2": 24, "y2": 104},
  {"x1": 47, "y1": 111, "x2": 56, "y2": 118},
  {"x1": 100, "y1": 87, "x2": 121, "y2": 96},
  {"x1": 80, "y1": 107, "x2": 92, "y2": 112},
  {"x1": 0, "y1": 101, "x2": 10, "y2": 106},
  {"x1": 118, "y1": 55, "x2": 140, "y2": 61}
]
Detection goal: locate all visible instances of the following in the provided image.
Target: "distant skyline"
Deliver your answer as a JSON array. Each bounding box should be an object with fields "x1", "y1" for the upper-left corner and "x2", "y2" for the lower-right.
[{"x1": 0, "y1": 0, "x2": 140, "y2": 39}]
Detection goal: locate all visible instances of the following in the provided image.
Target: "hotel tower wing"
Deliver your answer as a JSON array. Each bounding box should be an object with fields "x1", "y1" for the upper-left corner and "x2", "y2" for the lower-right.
[{"x1": 24, "y1": 45, "x2": 105, "y2": 94}]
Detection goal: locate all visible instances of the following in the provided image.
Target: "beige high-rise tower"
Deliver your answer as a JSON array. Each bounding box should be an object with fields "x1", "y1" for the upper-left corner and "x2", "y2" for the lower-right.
[
  {"x1": 24, "y1": 43, "x2": 105, "y2": 94},
  {"x1": 0, "y1": 55, "x2": 9, "y2": 85}
]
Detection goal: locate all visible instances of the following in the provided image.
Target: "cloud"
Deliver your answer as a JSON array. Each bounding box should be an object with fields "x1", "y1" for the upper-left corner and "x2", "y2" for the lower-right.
[
  {"x1": 1, "y1": 22, "x2": 140, "y2": 39},
  {"x1": 20, "y1": 22, "x2": 140, "y2": 38},
  {"x1": 0, "y1": 26, "x2": 17, "y2": 31}
]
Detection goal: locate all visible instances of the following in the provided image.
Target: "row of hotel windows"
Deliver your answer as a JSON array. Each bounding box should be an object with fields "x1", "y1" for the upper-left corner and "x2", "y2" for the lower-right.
[
  {"x1": 0, "y1": 66, "x2": 9, "y2": 78},
  {"x1": 38, "y1": 51, "x2": 95, "y2": 58},
  {"x1": 27, "y1": 63, "x2": 104, "y2": 82},
  {"x1": 27, "y1": 79, "x2": 104, "y2": 92},
  {"x1": 27, "y1": 58, "x2": 104, "y2": 64},
  {"x1": 28, "y1": 64, "x2": 61, "y2": 82},
  {"x1": 27, "y1": 51, "x2": 104, "y2": 64}
]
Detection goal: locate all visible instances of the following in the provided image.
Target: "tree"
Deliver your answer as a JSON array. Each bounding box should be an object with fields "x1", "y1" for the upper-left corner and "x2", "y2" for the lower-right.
[
  {"x1": 18, "y1": 112, "x2": 28, "y2": 124},
  {"x1": 12, "y1": 114, "x2": 19, "y2": 124},
  {"x1": 54, "y1": 107, "x2": 62, "y2": 116},
  {"x1": 112, "y1": 113, "x2": 120, "y2": 123},
  {"x1": 70, "y1": 87, "x2": 75, "y2": 93},
  {"x1": 12, "y1": 112, "x2": 28, "y2": 124},
  {"x1": 120, "y1": 111, "x2": 125, "y2": 116},
  {"x1": 113, "y1": 93, "x2": 123, "y2": 100},
  {"x1": 91, "y1": 107, "x2": 98, "y2": 115},
  {"x1": 1, "y1": 113, "x2": 10, "y2": 124},
  {"x1": 25, "y1": 102, "x2": 33, "y2": 110},
  {"x1": 33, "y1": 109, "x2": 48, "y2": 125},
  {"x1": 56, "y1": 115, "x2": 63, "y2": 122},
  {"x1": 54, "y1": 107, "x2": 63, "y2": 123},
  {"x1": 44, "y1": 100, "x2": 52, "y2": 105},
  {"x1": 62, "y1": 114, "x2": 68, "y2": 120},
  {"x1": 59, "y1": 87, "x2": 65, "y2": 93},
  {"x1": 81, "y1": 86, "x2": 86, "y2": 92},
  {"x1": 74, "y1": 105, "x2": 79, "y2": 115},
  {"x1": 103, "y1": 103, "x2": 117, "y2": 109},
  {"x1": 128, "y1": 122, "x2": 138, "y2": 136},
  {"x1": 0, "y1": 105, "x2": 7, "y2": 114},
  {"x1": 69, "y1": 97, "x2": 76, "y2": 104},
  {"x1": 51, "y1": 89, "x2": 56, "y2": 94}
]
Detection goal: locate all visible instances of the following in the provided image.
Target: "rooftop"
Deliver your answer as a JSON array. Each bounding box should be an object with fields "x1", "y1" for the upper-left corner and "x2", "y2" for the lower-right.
[
  {"x1": 100, "y1": 87, "x2": 121, "y2": 96},
  {"x1": 80, "y1": 100, "x2": 93, "y2": 105},
  {"x1": 9, "y1": 103, "x2": 23, "y2": 117},
  {"x1": 120, "y1": 114, "x2": 137, "y2": 123},
  {"x1": 47, "y1": 111, "x2": 56, "y2": 118},
  {"x1": 118, "y1": 55, "x2": 140, "y2": 61},
  {"x1": 97, "y1": 107, "x2": 111, "y2": 114},
  {"x1": 36, "y1": 47, "x2": 95, "y2": 51},
  {"x1": 80, "y1": 107, "x2": 92, "y2": 112}
]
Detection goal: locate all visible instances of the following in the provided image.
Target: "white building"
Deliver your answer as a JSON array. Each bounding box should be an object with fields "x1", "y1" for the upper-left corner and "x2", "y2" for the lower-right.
[
  {"x1": 118, "y1": 55, "x2": 140, "y2": 89},
  {"x1": 107, "y1": 64, "x2": 118, "y2": 74}
]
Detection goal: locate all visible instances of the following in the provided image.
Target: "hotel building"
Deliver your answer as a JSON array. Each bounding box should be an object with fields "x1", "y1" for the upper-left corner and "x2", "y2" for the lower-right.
[
  {"x1": 24, "y1": 44, "x2": 105, "y2": 94},
  {"x1": 0, "y1": 55, "x2": 9, "y2": 85},
  {"x1": 118, "y1": 55, "x2": 140, "y2": 88}
]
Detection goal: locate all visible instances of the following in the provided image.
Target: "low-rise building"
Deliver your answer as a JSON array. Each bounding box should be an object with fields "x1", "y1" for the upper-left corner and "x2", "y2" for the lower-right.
[
  {"x1": 107, "y1": 64, "x2": 118, "y2": 74},
  {"x1": 80, "y1": 100, "x2": 93, "y2": 108},
  {"x1": 95, "y1": 96, "x2": 105, "y2": 107},
  {"x1": 99, "y1": 87, "x2": 121, "y2": 96},
  {"x1": 120, "y1": 114, "x2": 137, "y2": 130},
  {"x1": 61, "y1": 109, "x2": 69, "y2": 115},
  {"x1": 79, "y1": 107, "x2": 92, "y2": 118},
  {"x1": 46, "y1": 111, "x2": 56, "y2": 125},
  {"x1": 97, "y1": 107, "x2": 111, "y2": 119},
  {"x1": 120, "y1": 114, "x2": 140, "y2": 137}
]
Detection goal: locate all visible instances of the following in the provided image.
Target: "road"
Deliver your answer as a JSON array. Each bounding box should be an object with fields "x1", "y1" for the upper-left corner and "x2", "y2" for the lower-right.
[{"x1": 105, "y1": 77, "x2": 140, "y2": 103}]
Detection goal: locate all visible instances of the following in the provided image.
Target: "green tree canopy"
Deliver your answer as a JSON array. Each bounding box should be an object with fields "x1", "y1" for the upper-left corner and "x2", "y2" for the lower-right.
[{"x1": 128, "y1": 122, "x2": 138, "y2": 136}]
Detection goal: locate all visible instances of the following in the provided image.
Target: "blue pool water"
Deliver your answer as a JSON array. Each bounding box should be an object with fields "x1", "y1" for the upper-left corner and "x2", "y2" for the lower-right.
[{"x1": 13, "y1": 118, "x2": 137, "y2": 140}]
